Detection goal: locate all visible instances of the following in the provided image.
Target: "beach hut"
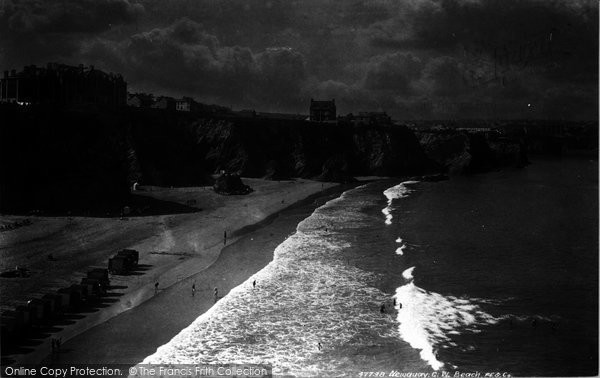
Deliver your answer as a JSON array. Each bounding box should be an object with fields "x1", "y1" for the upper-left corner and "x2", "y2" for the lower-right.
[
  {"x1": 57, "y1": 287, "x2": 74, "y2": 310},
  {"x1": 27, "y1": 299, "x2": 47, "y2": 325},
  {"x1": 108, "y1": 255, "x2": 129, "y2": 274},
  {"x1": 59, "y1": 285, "x2": 84, "y2": 310},
  {"x1": 15, "y1": 304, "x2": 33, "y2": 329},
  {"x1": 80, "y1": 278, "x2": 104, "y2": 297},
  {"x1": 87, "y1": 268, "x2": 110, "y2": 288},
  {"x1": 73, "y1": 284, "x2": 89, "y2": 303},
  {"x1": 2, "y1": 305, "x2": 29, "y2": 332},
  {"x1": 42, "y1": 293, "x2": 62, "y2": 316},
  {"x1": 40, "y1": 294, "x2": 58, "y2": 318},
  {"x1": 117, "y1": 249, "x2": 139, "y2": 267},
  {"x1": 0, "y1": 313, "x2": 18, "y2": 339}
]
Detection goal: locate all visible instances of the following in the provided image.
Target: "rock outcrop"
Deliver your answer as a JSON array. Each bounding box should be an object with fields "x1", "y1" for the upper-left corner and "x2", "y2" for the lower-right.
[
  {"x1": 414, "y1": 129, "x2": 527, "y2": 174},
  {"x1": 213, "y1": 173, "x2": 253, "y2": 195}
]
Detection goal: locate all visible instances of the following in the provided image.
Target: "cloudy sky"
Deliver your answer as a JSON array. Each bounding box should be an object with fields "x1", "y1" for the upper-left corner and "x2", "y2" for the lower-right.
[{"x1": 1, "y1": 0, "x2": 597, "y2": 119}]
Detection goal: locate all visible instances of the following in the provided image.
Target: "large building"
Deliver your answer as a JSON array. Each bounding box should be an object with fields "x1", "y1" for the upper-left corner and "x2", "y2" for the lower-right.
[
  {"x1": 309, "y1": 98, "x2": 336, "y2": 122},
  {"x1": 0, "y1": 63, "x2": 127, "y2": 108},
  {"x1": 175, "y1": 97, "x2": 198, "y2": 112}
]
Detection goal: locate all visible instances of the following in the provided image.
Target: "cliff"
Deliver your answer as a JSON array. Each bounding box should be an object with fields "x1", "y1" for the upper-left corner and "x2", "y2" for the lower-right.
[
  {"x1": 414, "y1": 129, "x2": 528, "y2": 174},
  {"x1": 1, "y1": 105, "x2": 529, "y2": 214},
  {"x1": 188, "y1": 117, "x2": 433, "y2": 182},
  {"x1": 0, "y1": 105, "x2": 132, "y2": 214}
]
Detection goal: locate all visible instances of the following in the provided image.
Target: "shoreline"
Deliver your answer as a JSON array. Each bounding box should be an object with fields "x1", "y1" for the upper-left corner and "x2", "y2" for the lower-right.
[
  {"x1": 40, "y1": 183, "x2": 355, "y2": 369},
  {"x1": 0, "y1": 179, "x2": 340, "y2": 367}
]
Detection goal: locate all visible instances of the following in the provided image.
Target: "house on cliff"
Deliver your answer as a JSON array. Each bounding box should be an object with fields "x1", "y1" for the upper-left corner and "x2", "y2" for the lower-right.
[
  {"x1": 152, "y1": 96, "x2": 176, "y2": 111},
  {"x1": 127, "y1": 93, "x2": 154, "y2": 108},
  {"x1": 310, "y1": 99, "x2": 336, "y2": 122},
  {"x1": 175, "y1": 97, "x2": 199, "y2": 112},
  {"x1": 0, "y1": 63, "x2": 126, "y2": 108}
]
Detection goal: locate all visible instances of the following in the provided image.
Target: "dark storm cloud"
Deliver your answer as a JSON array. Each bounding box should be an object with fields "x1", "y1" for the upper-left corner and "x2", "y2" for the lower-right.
[
  {"x1": 0, "y1": 0, "x2": 143, "y2": 68},
  {"x1": 362, "y1": 0, "x2": 598, "y2": 87},
  {"x1": 85, "y1": 18, "x2": 307, "y2": 110},
  {"x1": 350, "y1": 0, "x2": 598, "y2": 118},
  {"x1": 363, "y1": 53, "x2": 423, "y2": 92},
  {"x1": 2, "y1": 0, "x2": 596, "y2": 119},
  {"x1": 2, "y1": 0, "x2": 143, "y2": 33},
  {"x1": 418, "y1": 56, "x2": 467, "y2": 97}
]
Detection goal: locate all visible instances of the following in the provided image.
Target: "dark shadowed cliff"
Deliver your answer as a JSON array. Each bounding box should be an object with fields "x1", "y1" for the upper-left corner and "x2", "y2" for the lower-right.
[
  {"x1": 0, "y1": 105, "x2": 132, "y2": 213},
  {"x1": 414, "y1": 129, "x2": 528, "y2": 174},
  {"x1": 1, "y1": 105, "x2": 529, "y2": 213},
  {"x1": 186, "y1": 117, "x2": 433, "y2": 181}
]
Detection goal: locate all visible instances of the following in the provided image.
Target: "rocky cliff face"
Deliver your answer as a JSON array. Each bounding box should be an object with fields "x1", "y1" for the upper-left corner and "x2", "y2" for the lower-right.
[
  {"x1": 1, "y1": 105, "x2": 527, "y2": 213},
  {"x1": 414, "y1": 129, "x2": 527, "y2": 174},
  {"x1": 188, "y1": 117, "x2": 433, "y2": 182}
]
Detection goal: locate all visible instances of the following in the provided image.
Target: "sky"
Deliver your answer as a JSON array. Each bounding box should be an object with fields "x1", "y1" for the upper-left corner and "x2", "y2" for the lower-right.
[{"x1": 0, "y1": 0, "x2": 598, "y2": 120}]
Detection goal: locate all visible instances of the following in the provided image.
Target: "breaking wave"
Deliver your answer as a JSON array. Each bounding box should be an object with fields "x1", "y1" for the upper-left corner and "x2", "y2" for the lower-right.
[{"x1": 139, "y1": 185, "x2": 401, "y2": 376}]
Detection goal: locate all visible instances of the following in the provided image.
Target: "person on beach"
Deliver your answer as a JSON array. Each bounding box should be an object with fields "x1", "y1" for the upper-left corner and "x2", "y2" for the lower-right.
[
  {"x1": 192, "y1": 282, "x2": 196, "y2": 297},
  {"x1": 380, "y1": 303, "x2": 386, "y2": 313},
  {"x1": 155, "y1": 282, "x2": 159, "y2": 295},
  {"x1": 223, "y1": 231, "x2": 227, "y2": 245},
  {"x1": 253, "y1": 280, "x2": 256, "y2": 289},
  {"x1": 214, "y1": 287, "x2": 219, "y2": 302},
  {"x1": 317, "y1": 342, "x2": 322, "y2": 351}
]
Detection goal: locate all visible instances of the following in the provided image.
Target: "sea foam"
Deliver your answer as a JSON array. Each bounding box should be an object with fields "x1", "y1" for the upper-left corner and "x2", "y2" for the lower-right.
[
  {"x1": 382, "y1": 181, "x2": 418, "y2": 225},
  {"x1": 138, "y1": 185, "x2": 400, "y2": 377},
  {"x1": 395, "y1": 269, "x2": 503, "y2": 370}
]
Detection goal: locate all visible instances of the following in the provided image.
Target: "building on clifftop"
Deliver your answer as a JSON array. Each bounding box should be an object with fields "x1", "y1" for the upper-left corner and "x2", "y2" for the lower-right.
[
  {"x1": 309, "y1": 98, "x2": 336, "y2": 122},
  {"x1": 0, "y1": 63, "x2": 126, "y2": 108}
]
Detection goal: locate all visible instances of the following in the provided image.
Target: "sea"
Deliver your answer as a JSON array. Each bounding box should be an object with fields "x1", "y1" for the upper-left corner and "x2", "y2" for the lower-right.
[{"x1": 141, "y1": 157, "x2": 598, "y2": 377}]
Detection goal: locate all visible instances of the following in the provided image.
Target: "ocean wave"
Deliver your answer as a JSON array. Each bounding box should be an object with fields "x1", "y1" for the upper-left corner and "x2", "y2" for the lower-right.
[
  {"x1": 382, "y1": 181, "x2": 418, "y2": 225},
  {"x1": 139, "y1": 185, "x2": 401, "y2": 376},
  {"x1": 395, "y1": 268, "x2": 501, "y2": 370},
  {"x1": 394, "y1": 267, "x2": 559, "y2": 371}
]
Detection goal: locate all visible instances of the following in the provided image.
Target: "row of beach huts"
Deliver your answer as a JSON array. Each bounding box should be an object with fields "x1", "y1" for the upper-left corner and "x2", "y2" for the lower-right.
[{"x1": 1, "y1": 249, "x2": 139, "y2": 345}]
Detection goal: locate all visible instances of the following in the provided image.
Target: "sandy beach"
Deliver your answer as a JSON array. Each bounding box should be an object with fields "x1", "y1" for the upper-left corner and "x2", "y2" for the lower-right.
[
  {"x1": 0, "y1": 178, "x2": 339, "y2": 367},
  {"x1": 41, "y1": 185, "x2": 347, "y2": 371}
]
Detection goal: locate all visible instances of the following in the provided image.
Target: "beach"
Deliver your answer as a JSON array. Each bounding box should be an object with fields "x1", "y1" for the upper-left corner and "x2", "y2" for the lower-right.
[{"x1": 0, "y1": 178, "x2": 339, "y2": 366}]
